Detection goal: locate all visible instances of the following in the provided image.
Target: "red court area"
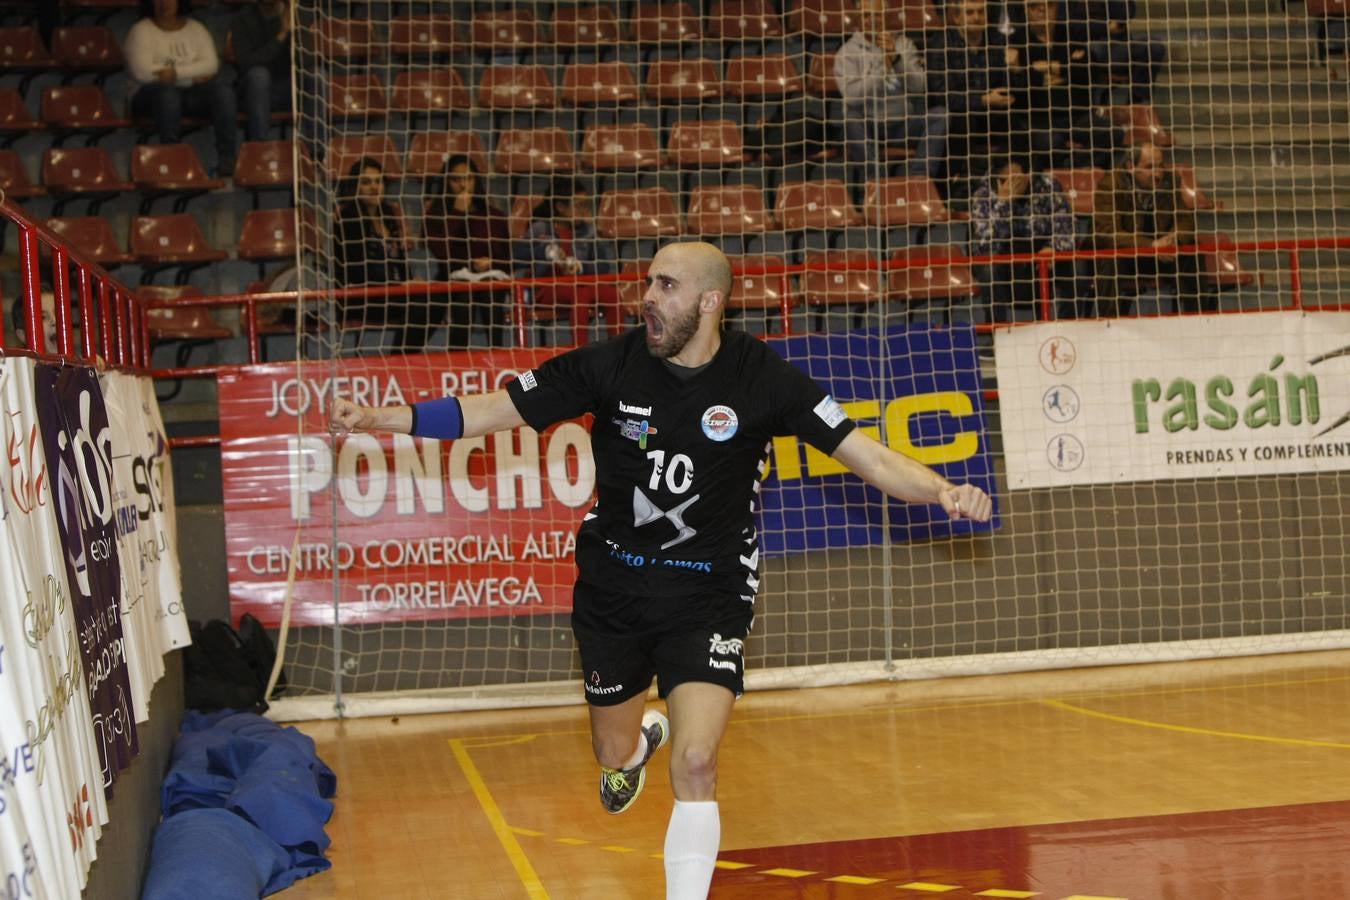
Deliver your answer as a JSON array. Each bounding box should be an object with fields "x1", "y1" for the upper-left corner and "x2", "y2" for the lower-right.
[{"x1": 711, "y1": 800, "x2": 1350, "y2": 898}]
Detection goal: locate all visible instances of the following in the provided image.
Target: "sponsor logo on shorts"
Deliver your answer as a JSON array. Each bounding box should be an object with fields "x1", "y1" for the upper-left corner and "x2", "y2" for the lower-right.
[
  {"x1": 585, "y1": 670, "x2": 624, "y2": 696},
  {"x1": 708, "y1": 633, "x2": 744, "y2": 674},
  {"x1": 701, "y1": 405, "x2": 738, "y2": 442},
  {"x1": 813, "y1": 395, "x2": 848, "y2": 428},
  {"x1": 519, "y1": 371, "x2": 538, "y2": 392}
]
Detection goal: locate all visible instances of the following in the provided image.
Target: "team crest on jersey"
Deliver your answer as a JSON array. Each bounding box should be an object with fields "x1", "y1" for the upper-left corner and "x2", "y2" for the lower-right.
[
  {"x1": 701, "y1": 405, "x2": 738, "y2": 441},
  {"x1": 614, "y1": 417, "x2": 658, "y2": 449}
]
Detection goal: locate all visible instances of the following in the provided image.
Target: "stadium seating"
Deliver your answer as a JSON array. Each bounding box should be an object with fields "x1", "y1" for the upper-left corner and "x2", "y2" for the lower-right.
[
  {"x1": 390, "y1": 70, "x2": 472, "y2": 116},
  {"x1": 562, "y1": 62, "x2": 641, "y2": 107},
  {"x1": 724, "y1": 55, "x2": 804, "y2": 100},
  {"x1": 131, "y1": 214, "x2": 229, "y2": 282},
  {"x1": 45, "y1": 215, "x2": 135, "y2": 267},
  {"x1": 788, "y1": 0, "x2": 861, "y2": 39},
  {"x1": 666, "y1": 120, "x2": 747, "y2": 168},
  {"x1": 388, "y1": 17, "x2": 458, "y2": 62},
  {"x1": 405, "y1": 131, "x2": 490, "y2": 179},
  {"x1": 800, "y1": 249, "x2": 883, "y2": 310},
  {"x1": 1048, "y1": 168, "x2": 1106, "y2": 217},
  {"x1": 708, "y1": 0, "x2": 785, "y2": 42},
  {"x1": 471, "y1": 9, "x2": 539, "y2": 58},
  {"x1": 41, "y1": 146, "x2": 134, "y2": 212},
  {"x1": 776, "y1": 179, "x2": 862, "y2": 232},
  {"x1": 495, "y1": 128, "x2": 576, "y2": 175},
  {"x1": 41, "y1": 84, "x2": 127, "y2": 137},
  {"x1": 0, "y1": 26, "x2": 52, "y2": 76},
  {"x1": 863, "y1": 177, "x2": 952, "y2": 228},
  {"x1": 887, "y1": 246, "x2": 980, "y2": 304},
  {"x1": 630, "y1": 2, "x2": 701, "y2": 45},
  {"x1": 49, "y1": 26, "x2": 123, "y2": 76},
  {"x1": 132, "y1": 144, "x2": 225, "y2": 213},
  {"x1": 327, "y1": 135, "x2": 403, "y2": 179},
  {"x1": 329, "y1": 73, "x2": 389, "y2": 121},
  {"x1": 686, "y1": 184, "x2": 772, "y2": 237},
  {"x1": 595, "y1": 187, "x2": 682, "y2": 239},
  {"x1": 238, "y1": 208, "x2": 298, "y2": 265},
  {"x1": 581, "y1": 123, "x2": 662, "y2": 172},
  {"x1": 0, "y1": 149, "x2": 43, "y2": 199},
  {"x1": 644, "y1": 58, "x2": 722, "y2": 104},
  {"x1": 551, "y1": 6, "x2": 624, "y2": 48},
  {"x1": 0, "y1": 87, "x2": 39, "y2": 139},
  {"x1": 477, "y1": 65, "x2": 557, "y2": 111}
]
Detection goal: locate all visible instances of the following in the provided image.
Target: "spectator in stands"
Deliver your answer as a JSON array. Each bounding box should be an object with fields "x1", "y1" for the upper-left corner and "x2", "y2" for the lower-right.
[
  {"x1": 422, "y1": 154, "x2": 514, "y2": 350},
  {"x1": 925, "y1": 0, "x2": 1028, "y2": 196},
  {"x1": 8, "y1": 291, "x2": 61, "y2": 352},
  {"x1": 970, "y1": 155, "x2": 1077, "y2": 321},
  {"x1": 1091, "y1": 141, "x2": 1212, "y2": 314},
  {"x1": 228, "y1": 0, "x2": 292, "y2": 142},
  {"x1": 1063, "y1": 0, "x2": 1166, "y2": 100},
  {"x1": 1013, "y1": 0, "x2": 1119, "y2": 170},
  {"x1": 333, "y1": 157, "x2": 410, "y2": 333},
  {"x1": 125, "y1": 0, "x2": 239, "y2": 176},
  {"x1": 834, "y1": 0, "x2": 948, "y2": 177},
  {"x1": 515, "y1": 177, "x2": 622, "y2": 341}
]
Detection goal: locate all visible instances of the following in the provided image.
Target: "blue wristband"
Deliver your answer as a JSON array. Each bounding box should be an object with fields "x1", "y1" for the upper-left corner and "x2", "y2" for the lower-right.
[{"x1": 409, "y1": 396, "x2": 464, "y2": 440}]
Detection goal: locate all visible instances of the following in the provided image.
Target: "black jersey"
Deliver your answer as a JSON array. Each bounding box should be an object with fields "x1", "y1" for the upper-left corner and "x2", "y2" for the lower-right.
[{"x1": 507, "y1": 328, "x2": 856, "y2": 598}]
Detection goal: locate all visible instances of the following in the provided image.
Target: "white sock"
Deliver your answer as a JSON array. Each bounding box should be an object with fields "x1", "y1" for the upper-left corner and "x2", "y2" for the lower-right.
[
  {"x1": 664, "y1": 800, "x2": 720, "y2": 900},
  {"x1": 616, "y1": 730, "x2": 648, "y2": 770}
]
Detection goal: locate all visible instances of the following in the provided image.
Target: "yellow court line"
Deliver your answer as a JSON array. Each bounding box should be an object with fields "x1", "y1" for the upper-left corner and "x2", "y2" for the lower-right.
[
  {"x1": 448, "y1": 738, "x2": 550, "y2": 900},
  {"x1": 1042, "y1": 698, "x2": 1350, "y2": 749},
  {"x1": 458, "y1": 734, "x2": 542, "y2": 750}
]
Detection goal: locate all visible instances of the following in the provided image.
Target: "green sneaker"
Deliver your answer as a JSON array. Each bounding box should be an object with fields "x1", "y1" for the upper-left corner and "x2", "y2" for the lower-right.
[{"x1": 599, "y1": 710, "x2": 670, "y2": 814}]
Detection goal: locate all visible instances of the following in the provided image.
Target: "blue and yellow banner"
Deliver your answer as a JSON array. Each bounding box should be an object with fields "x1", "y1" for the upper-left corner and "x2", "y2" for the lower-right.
[{"x1": 760, "y1": 323, "x2": 999, "y2": 554}]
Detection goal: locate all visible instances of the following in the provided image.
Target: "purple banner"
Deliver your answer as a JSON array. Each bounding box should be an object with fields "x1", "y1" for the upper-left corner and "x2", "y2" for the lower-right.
[{"x1": 34, "y1": 364, "x2": 138, "y2": 790}]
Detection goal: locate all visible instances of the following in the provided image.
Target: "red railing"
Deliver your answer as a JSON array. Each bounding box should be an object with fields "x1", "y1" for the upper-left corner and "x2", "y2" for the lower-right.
[{"x1": 1, "y1": 199, "x2": 147, "y2": 369}]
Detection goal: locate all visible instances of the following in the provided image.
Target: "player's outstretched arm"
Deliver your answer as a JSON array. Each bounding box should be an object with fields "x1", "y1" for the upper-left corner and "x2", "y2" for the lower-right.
[
  {"x1": 328, "y1": 390, "x2": 526, "y2": 440},
  {"x1": 830, "y1": 429, "x2": 993, "y2": 521}
]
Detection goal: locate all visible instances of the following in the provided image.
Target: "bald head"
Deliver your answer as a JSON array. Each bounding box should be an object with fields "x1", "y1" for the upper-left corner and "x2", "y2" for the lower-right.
[{"x1": 653, "y1": 241, "x2": 732, "y2": 300}]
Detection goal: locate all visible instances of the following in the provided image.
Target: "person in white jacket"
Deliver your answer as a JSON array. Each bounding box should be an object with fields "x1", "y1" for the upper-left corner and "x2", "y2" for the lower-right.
[
  {"x1": 834, "y1": 0, "x2": 947, "y2": 177},
  {"x1": 124, "y1": 0, "x2": 238, "y2": 175}
]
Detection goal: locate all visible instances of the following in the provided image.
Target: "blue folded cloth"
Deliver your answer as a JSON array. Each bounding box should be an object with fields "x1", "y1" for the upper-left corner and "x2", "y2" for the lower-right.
[{"x1": 141, "y1": 808, "x2": 292, "y2": 899}]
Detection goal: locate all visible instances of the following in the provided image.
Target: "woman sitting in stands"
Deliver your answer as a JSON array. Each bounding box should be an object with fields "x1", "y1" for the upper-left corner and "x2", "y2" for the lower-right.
[
  {"x1": 421, "y1": 154, "x2": 513, "y2": 350},
  {"x1": 124, "y1": 0, "x2": 238, "y2": 176},
  {"x1": 514, "y1": 177, "x2": 621, "y2": 344},
  {"x1": 333, "y1": 157, "x2": 411, "y2": 344}
]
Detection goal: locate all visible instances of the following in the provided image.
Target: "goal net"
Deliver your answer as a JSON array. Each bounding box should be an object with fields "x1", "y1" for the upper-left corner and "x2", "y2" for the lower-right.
[{"x1": 219, "y1": 0, "x2": 1350, "y2": 719}]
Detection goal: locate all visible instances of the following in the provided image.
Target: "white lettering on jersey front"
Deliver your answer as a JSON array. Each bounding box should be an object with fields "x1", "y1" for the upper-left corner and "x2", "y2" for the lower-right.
[
  {"x1": 619, "y1": 401, "x2": 652, "y2": 415},
  {"x1": 632, "y1": 487, "x2": 699, "y2": 550}
]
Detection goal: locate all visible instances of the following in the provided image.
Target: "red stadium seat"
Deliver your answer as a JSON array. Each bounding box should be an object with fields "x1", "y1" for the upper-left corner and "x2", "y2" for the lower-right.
[
  {"x1": 863, "y1": 177, "x2": 951, "y2": 227},
  {"x1": 45, "y1": 216, "x2": 135, "y2": 266},
  {"x1": 50, "y1": 26, "x2": 123, "y2": 73},
  {"x1": 0, "y1": 87, "x2": 39, "y2": 136},
  {"x1": 644, "y1": 58, "x2": 722, "y2": 104},
  {"x1": 595, "y1": 188, "x2": 682, "y2": 238},
  {"x1": 319, "y1": 19, "x2": 378, "y2": 63},
  {"x1": 776, "y1": 180, "x2": 861, "y2": 231},
  {"x1": 725, "y1": 255, "x2": 787, "y2": 311},
  {"x1": 1048, "y1": 167, "x2": 1105, "y2": 217},
  {"x1": 666, "y1": 120, "x2": 746, "y2": 168},
  {"x1": 0, "y1": 27, "x2": 52, "y2": 73},
  {"x1": 630, "y1": 3, "x2": 701, "y2": 44},
  {"x1": 581, "y1": 123, "x2": 661, "y2": 171},
  {"x1": 235, "y1": 140, "x2": 313, "y2": 191},
  {"x1": 406, "y1": 131, "x2": 490, "y2": 178},
  {"x1": 478, "y1": 65, "x2": 556, "y2": 110},
  {"x1": 1203, "y1": 233, "x2": 1256, "y2": 289},
  {"x1": 238, "y1": 208, "x2": 298, "y2": 262},
  {"x1": 388, "y1": 17, "x2": 458, "y2": 60},
  {"x1": 471, "y1": 10, "x2": 539, "y2": 56},
  {"x1": 562, "y1": 62, "x2": 641, "y2": 106},
  {"x1": 329, "y1": 73, "x2": 389, "y2": 119},
  {"x1": 0, "y1": 149, "x2": 43, "y2": 199},
  {"x1": 709, "y1": 0, "x2": 785, "y2": 41},
  {"x1": 42, "y1": 85, "x2": 128, "y2": 134},
  {"x1": 509, "y1": 194, "x2": 546, "y2": 239},
  {"x1": 788, "y1": 0, "x2": 862, "y2": 37},
  {"x1": 887, "y1": 246, "x2": 979, "y2": 302},
  {"x1": 686, "y1": 184, "x2": 771, "y2": 236},
  {"x1": 328, "y1": 135, "x2": 403, "y2": 179},
  {"x1": 390, "y1": 70, "x2": 471, "y2": 115},
  {"x1": 800, "y1": 250, "x2": 883, "y2": 308},
  {"x1": 886, "y1": 0, "x2": 940, "y2": 33},
  {"x1": 41, "y1": 145, "x2": 133, "y2": 196},
  {"x1": 724, "y1": 55, "x2": 804, "y2": 100},
  {"x1": 132, "y1": 143, "x2": 224, "y2": 193},
  {"x1": 551, "y1": 6, "x2": 624, "y2": 46},
  {"x1": 495, "y1": 128, "x2": 575, "y2": 174},
  {"x1": 131, "y1": 214, "x2": 228, "y2": 270}
]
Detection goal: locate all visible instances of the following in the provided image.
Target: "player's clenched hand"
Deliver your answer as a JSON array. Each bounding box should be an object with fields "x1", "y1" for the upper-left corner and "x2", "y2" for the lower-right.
[
  {"x1": 938, "y1": 483, "x2": 993, "y2": 522},
  {"x1": 328, "y1": 398, "x2": 370, "y2": 436}
]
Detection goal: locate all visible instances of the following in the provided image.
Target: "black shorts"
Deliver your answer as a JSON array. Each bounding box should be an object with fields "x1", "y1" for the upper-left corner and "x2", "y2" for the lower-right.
[{"x1": 571, "y1": 580, "x2": 755, "y2": 707}]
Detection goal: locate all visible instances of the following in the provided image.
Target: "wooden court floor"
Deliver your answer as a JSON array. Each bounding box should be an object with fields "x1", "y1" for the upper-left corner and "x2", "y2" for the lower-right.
[{"x1": 275, "y1": 648, "x2": 1350, "y2": 899}]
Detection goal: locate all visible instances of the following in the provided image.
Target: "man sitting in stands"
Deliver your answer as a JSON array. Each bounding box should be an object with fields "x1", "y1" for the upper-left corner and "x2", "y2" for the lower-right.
[
  {"x1": 1091, "y1": 141, "x2": 1212, "y2": 315},
  {"x1": 835, "y1": 0, "x2": 947, "y2": 178},
  {"x1": 925, "y1": 0, "x2": 1028, "y2": 197}
]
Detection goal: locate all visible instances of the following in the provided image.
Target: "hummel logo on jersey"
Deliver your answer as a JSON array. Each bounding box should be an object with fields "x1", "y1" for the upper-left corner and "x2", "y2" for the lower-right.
[
  {"x1": 619, "y1": 401, "x2": 652, "y2": 416},
  {"x1": 633, "y1": 487, "x2": 699, "y2": 549}
]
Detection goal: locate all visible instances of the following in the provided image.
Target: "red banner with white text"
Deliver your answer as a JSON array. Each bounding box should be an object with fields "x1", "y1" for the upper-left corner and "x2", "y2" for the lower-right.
[{"x1": 218, "y1": 352, "x2": 592, "y2": 627}]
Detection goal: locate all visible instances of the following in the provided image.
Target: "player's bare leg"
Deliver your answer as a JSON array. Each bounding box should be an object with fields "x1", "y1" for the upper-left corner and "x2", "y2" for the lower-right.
[
  {"x1": 662, "y1": 682, "x2": 736, "y2": 899},
  {"x1": 590, "y1": 691, "x2": 670, "y2": 814}
]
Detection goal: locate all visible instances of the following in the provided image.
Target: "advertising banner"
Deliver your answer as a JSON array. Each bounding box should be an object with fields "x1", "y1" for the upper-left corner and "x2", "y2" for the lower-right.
[
  {"x1": 33, "y1": 364, "x2": 139, "y2": 789},
  {"x1": 221, "y1": 325, "x2": 997, "y2": 627},
  {"x1": 995, "y1": 312, "x2": 1350, "y2": 488}
]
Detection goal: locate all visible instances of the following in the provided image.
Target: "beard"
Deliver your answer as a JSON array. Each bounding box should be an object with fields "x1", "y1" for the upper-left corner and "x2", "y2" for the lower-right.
[{"x1": 644, "y1": 302, "x2": 700, "y2": 359}]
